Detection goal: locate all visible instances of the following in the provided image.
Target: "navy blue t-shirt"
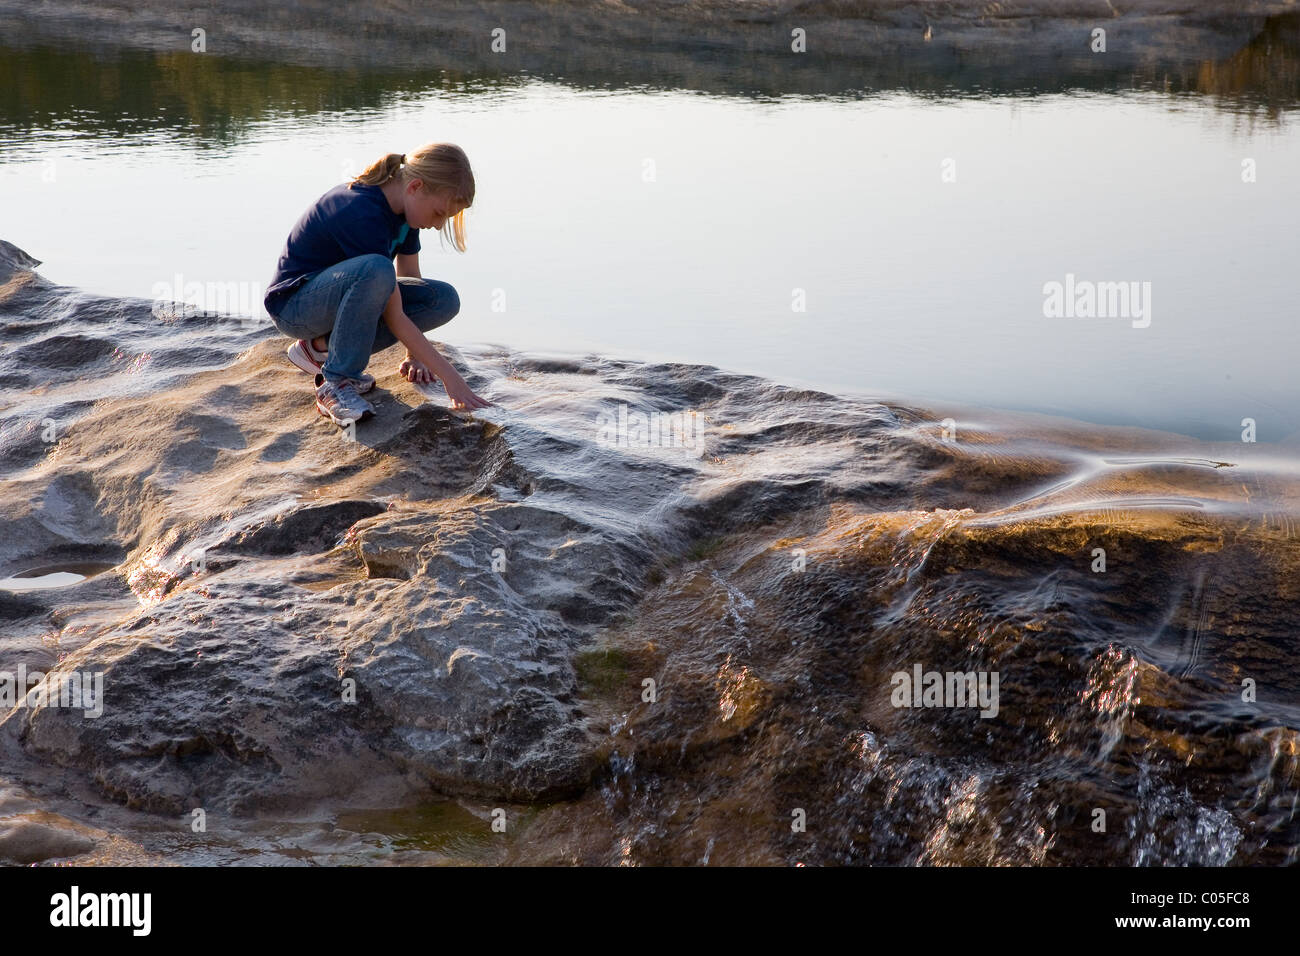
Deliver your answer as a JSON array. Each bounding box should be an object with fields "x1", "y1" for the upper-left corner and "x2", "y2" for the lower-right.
[{"x1": 264, "y1": 182, "x2": 421, "y2": 316}]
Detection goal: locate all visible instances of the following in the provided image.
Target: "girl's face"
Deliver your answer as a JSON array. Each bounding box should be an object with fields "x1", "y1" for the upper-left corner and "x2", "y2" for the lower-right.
[{"x1": 405, "y1": 182, "x2": 465, "y2": 230}]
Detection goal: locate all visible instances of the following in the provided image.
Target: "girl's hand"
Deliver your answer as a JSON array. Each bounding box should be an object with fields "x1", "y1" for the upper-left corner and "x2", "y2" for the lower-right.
[
  {"x1": 441, "y1": 370, "x2": 493, "y2": 411},
  {"x1": 398, "y1": 355, "x2": 437, "y2": 385}
]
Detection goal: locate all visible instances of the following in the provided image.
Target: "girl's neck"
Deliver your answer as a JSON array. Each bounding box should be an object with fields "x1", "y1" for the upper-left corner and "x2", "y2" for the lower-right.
[{"x1": 380, "y1": 178, "x2": 404, "y2": 215}]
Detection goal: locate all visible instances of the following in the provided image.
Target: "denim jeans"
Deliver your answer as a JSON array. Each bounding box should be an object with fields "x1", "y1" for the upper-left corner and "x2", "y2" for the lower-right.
[{"x1": 269, "y1": 253, "x2": 461, "y2": 382}]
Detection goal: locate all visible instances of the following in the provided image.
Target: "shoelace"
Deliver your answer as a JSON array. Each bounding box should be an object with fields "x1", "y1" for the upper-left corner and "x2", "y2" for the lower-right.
[{"x1": 334, "y1": 380, "x2": 363, "y2": 405}]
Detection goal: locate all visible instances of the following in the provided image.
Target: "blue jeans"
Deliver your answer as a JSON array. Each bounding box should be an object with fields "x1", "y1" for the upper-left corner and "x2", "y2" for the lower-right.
[{"x1": 269, "y1": 254, "x2": 460, "y2": 382}]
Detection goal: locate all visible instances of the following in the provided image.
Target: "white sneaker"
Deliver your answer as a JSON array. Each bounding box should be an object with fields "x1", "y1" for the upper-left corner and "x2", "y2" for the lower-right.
[
  {"x1": 314, "y1": 373, "x2": 375, "y2": 426},
  {"x1": 287, "y1": 339, "x2": 375, "y2": 393}
]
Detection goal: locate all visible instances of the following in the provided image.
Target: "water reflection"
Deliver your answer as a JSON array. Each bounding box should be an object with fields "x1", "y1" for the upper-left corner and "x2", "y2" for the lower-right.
[
  {"x1": 0, "y1": 45, "x2": 506, "y2": 150},
  {"x1": 1, "y1": 10, "x2": 1297, "y2": 151}
]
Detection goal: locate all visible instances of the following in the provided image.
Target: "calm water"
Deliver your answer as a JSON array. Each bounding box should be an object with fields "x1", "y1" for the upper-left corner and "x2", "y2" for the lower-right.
[{"x1": 1, "y1": 40, "x2": 1298, "y2": 440}]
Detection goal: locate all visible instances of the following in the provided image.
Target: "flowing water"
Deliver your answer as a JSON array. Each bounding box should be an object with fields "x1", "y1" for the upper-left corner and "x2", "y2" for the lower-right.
[{"x1": 0, "y1": 3, "x2": 1298, "y2": 865}]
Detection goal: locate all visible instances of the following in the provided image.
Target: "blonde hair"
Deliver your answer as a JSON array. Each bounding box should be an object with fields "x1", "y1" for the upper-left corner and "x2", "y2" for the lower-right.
[{"x1": 350, "y1": 143, "x2": 475, "y2": 252}]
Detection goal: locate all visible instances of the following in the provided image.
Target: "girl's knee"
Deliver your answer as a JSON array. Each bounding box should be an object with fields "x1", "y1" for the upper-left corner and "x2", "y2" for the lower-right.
[
  {"x1": 423, "y1": 279, "x2": 459, "y2": 318},
  {"x1": 406, "y1": 281, "x2": 460, "y2": 332},
  {"x1": 352, "y1": 254, "x2": 397, "y2": 295}
]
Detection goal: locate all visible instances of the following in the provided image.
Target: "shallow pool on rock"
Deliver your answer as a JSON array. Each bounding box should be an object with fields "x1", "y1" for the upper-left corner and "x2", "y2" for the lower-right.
[{"x1": 0, "y1": 561, "x2": 117, "y2": 592}]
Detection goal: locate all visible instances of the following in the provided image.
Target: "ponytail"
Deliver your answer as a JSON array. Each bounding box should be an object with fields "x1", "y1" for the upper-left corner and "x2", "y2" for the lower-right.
[{"x1": 350, "y1": 152, "x2": 406, "y2": 187}]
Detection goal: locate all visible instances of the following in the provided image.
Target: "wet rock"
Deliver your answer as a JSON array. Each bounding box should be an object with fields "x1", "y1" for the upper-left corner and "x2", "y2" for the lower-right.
[
  {"x1": 222, "y1": 500, "x2": 387, "y2": 557},
  {"x1": 4, "y1": 494, "x2": 648, "y2": 811},
  {"x1": 5, "y1": 586, "x2": 424, "y2": 815},
  {"x1": 2, "y1": 237, "x2": 1299, "y2": 864},
  {"x1": 0, "y1": 591, "x2": 45, "y2": 620},
  {"x1": 0, "y1": 785, "x2": 97, "y2": 864},
  {"x1": 0, "y1": 815, "x2": 96, "y2": 864}
]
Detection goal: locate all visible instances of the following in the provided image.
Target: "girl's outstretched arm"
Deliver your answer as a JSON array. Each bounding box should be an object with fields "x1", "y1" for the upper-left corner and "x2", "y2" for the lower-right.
[{"x1": 381, "y1": 285, "x2": 491, "y2": 410}]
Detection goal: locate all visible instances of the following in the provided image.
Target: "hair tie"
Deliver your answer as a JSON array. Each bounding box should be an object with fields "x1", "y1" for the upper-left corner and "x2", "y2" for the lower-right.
[{"x1": 400, "y1": 154, "x2": 406, "y2": 164}]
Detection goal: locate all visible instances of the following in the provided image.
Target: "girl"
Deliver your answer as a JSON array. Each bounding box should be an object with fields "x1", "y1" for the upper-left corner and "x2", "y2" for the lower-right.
[{"x1": 264, "y1": 142, "x2": 491, "y2": 425}]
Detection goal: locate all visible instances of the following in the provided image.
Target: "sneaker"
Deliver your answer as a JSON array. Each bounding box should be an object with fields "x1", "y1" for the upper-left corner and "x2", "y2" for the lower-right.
[
  {"x1": 314, "y1": 372, "x2": 375, "y2": 426},
  {"x1": 288, "y1": 339, "x2": 375, "y2": 393}
]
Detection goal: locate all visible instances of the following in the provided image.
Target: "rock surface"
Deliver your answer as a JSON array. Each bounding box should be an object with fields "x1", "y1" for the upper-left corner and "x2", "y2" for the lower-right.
[{"x1": 1, "y1": 239, "x2": 1298, "y2": 863}]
